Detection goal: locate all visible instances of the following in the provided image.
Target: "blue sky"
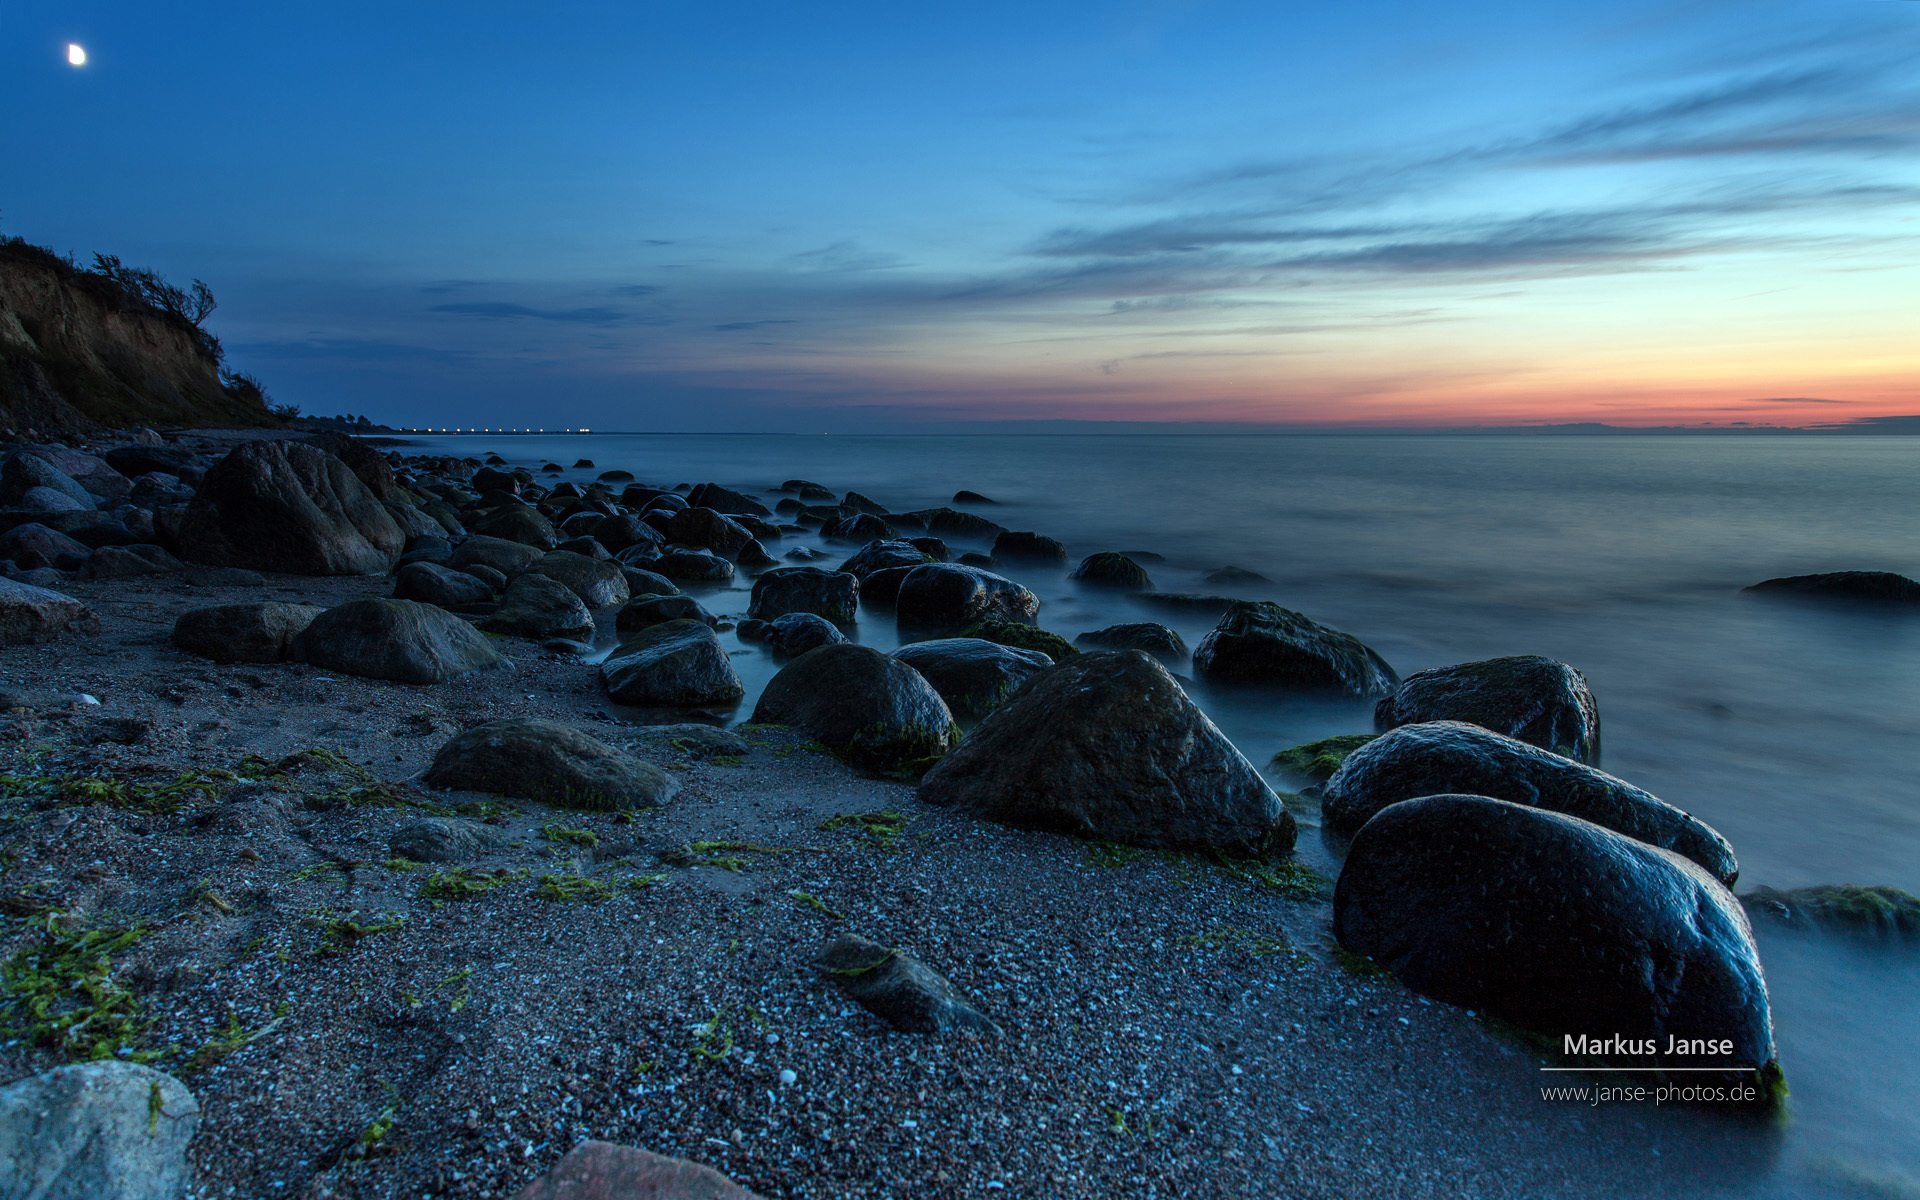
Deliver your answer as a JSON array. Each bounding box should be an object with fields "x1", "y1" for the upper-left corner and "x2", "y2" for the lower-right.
[{"x1": 5, "y1": 0, "x2": 1917, "y2": 429}]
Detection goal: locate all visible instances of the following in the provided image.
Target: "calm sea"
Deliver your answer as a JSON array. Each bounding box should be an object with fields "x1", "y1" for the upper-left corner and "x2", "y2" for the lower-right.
[{"x1": 401, "y1": 431, "x2": 1920, "y2": 1196}]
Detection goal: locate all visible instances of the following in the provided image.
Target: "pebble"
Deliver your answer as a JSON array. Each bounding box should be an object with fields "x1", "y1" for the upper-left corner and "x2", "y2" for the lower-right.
[{"x1": 778, "y1": 1069, "x2": 798, "y2": 1086}]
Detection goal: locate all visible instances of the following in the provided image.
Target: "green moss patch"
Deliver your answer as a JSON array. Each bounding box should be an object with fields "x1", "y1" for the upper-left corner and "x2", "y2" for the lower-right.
[
  {"x1": 960, "y1": 619, "x2": 1078, "y2": 660},
  {"x1": 1269, "y1": 734, "x2": 1377, "y2": 782},
  {"x1": 0, "y1": 911, "x2": 161, "y2": 1061}
]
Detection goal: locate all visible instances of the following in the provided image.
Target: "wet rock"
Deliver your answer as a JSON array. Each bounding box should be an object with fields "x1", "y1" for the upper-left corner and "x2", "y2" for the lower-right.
[
  {"x1": 1740, "y1": 885, "x2": 1920, "y2": 940},
  {"x1": 822, "y1": 513, "x2": 896, "y2": 543},
  {"x1": 686, "y1": 482, "x2": 772, "y2": 517},
  {"x1": 592, "y1": 514, "x2": 662, "y2": 555},
  {"x1": 1072, "y1": 552, "x2": 1152, "y2": 590},
  {"x1": 1193, "y1": 600, "x2": 1397, "y2": 697},
  {"x1": 6, "y1": 567, "x2": 67, "y2": 589},
  {"x1": 909, "y1": 506, "x2": 1006, "y2": 539},
  {"x1": 921, "y1": 650, "x2": 1289, "y2": 853},
  {"x1": 952, "y1": 489, "x2": 996, "y2": 505},
  {"x1": 749, "y1": 566, "x2": 859, "y2": 624},
  {"x1": 511, "y1": 1140, "x2": 766, "y2": 1200},
  {"x1": 470, "y1": 466, "x2": 518, "y2": 493},
  {"x1": 480, "y1": 573, "x2": 596, "y2": 642},
  {"x1": 296, "y1": 598, "x2": 509, "y2": 684},
  {"x1": 468, "y1": 504, "x2": 559, "y2": 550},
  {"x1": 1132, "y1": 592, "x2": 1238, "y2": 616},
  {"x1": 858, "y1": 565, "x2": 915, "y2": 607},
  {"x1": 762, "y1": 612, "x2": 846, "y2": 657},
  {"x1": 173, "y1": 602, "x2": 326, "y2": 663},
  {"x1": 0, "y1": 450, "x2": 94, "y2": 509},
  {"x1": 896, "y1": 563, "x2": 1039, "y2": 636},
  {"x1": 462, "y1": 563, "x2": 510, "y2": 592},
  {"x1": 1322, "y1": 721, "x2": 1737, "y2": 884},
  {"x1": 628, "y1": 723, "x2": 751, "y2": 761},
  {"x1": 127, "y1": 472, "x2": 196, "y2": 508},
  {"x1": 602, "y1": 619, "x2": 744, "y2": 707},
  {"x1": 165, "y1": 440, "x2": 405, "y2": 575},
  {"x1": 991, "y1": 531, "x2": 1068, "y2": 562},
  {"x1": 1203, "y1": 565, "x2": 1269, "y2": 585},
  {"x1": 388, "y1": 817, "x2": 505, "y2": 863},
  {"x1": 0, "y1": 523, "x2": 91, "y2": 570},
  {"x1": 816, "y1": 932, "x2": 1000, "y2": 1035},
  {"x1": 426, "y1": 718, "x2": 676, "y2": 811},
  {"x1": 616, "y1": 594, "x2": 719, "y2": 633},
  {"x1": 736, "y1": 538, "x2": 778, "y2": 570},
  {"x1": 1375, "y1": 655, "x2": 1602, "y2": 764},
  {"x1": 892, "y1": 638, "x2": 1051, "y2": 720},
  {"x1": 959, "y1": 618, "x2": 1077, "y2": 661},
  {"x1": 451, "y1": 535, "x2": 545, "y2": 575},
  {"x1": 398, "y1": 536, "x2": 455, "y2": 568},
  {"x1": 0, "y1": 1061, "x2": 199, "y2": 1200},
  {"x1": 522, "y1": 550, "x2": 631, "y2": 608},
  {"x1": 842, "y1": 491, "x2": 889, "y2": 516},
  {"x1": 1743, "y1": 571, "x2": 1920, "y2": 603},
  {"x1": 1074, "y1": 622, "x2": 1185, "y2": 660},
  {"x1": 17, "y1": 486, "x2": 89, "y2": 513},
  {"x1": 904, "y1": 537, "x2": 949, "y2": 562},
  {"x1": 1269, "y1": 734, "x2": 1378, "y2": 783},
  {"x1": 394, "y1": 562, "x2": 495, "y2": 608},
  {"x1": 1334, "y1": 794, "x2": 1774, "y2": 1075},
  {"x1": 837, "y1": 538, "x2": 933, "y2": 581},
  {"x1": 667, "y1": 507, "x2": 755, "y2": 557},
  {"x1": 617, "y1": 566, "x2": 679, "y2": 597},
  {"x1": 753, "y1": 644, "x2": 955, "y2": 772},
  {"x1": 102, "y1": 444, "x2": 207, "y2": 485},
  {"x1": 652, "y1": 551, "x2": 735, "y2": 583},
  {"x1": 0, "y1": 578, "x2": 100, "y2": 646}
]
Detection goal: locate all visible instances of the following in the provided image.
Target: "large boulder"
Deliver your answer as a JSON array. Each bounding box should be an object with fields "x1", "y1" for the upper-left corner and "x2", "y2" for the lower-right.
[
  {"x1": 895, "y1": 563, "x2": 1038, "y2": 636},
  {"x1": 0, "y1": 578, "x2": 98, "y2": 646},
  {"x1": 17, "y1": 486, "x2": 89, "y2": 513},
  {"x1": 305, "y1": 431, "x2": 402, "y2": 502},
  {"x1": 749, "y1": 567, "x2": 859, "y2": 624},
  {"x1": 0, "y1": 523, "x2": 91, "y2": 570},
  {"x1": 1074, "y1": 622, "x2": 1186, "y2": 661},
  {"x1": 520, "y1": 550, "x2": 630, "y2": 608},
  {"x1": 891, "y1": 638, "x2": 1052, "y2": 720},
  {"x1": 0, "y1": 451, "x2": 94, "y2": 509},
  {"x1": 450, "y1": 534, "x2": 544, "y2": 575},
  {"x1": 666, "y1": 507, "x2": 755, "y2": 557},
  {"x1": 821, "y1": 513, "x2": 896, "y2": 542},
  {"x1": 1743, "y1": 571, "x2": 1920, "y2": 603},
  {"x1": 468, "y1": 504, "x2": 558, "y2": 549},
  {"x1": 837, "y1": 539, "x2": 932, "y2": 582},
  {"x1": 0, "y1": 1061, "x2": 200, "y2": 1200},
  {"x1": 394, "y1": 561, "x2": 495, "y2": 608},
  {"x1": 1375, "y1": 655, "x2": 1601, "y2": 763},
  {"x1": 174, "y1": 602, "x2": 325, "y2": 663},
  {"x1": 602, "y1": 619, "x2": 744, "y2": 707},
  {"x1": 512, "y1": 1141, "x2": 766, "y2": 1200},
  {"x1": 166, "y1": 440, "x2": 405, "y2": 575},
  {"x1": 686, "y1": 482, "x2": 771, "y2": 517},
  {"x1": 992, "y1": 531, "x2": 1068, "y2": 563},
  {"x1": 295, "y1": 599, "x2": 508, "y2": 684},
  {"x1": 615, "y1": 594, "x2": 718, "y2": 633},
  {"x1": 908, "y1": 507, "x2": 1005, "y2": 539},
  {"x1": 479, "y1": 573, "x2": 596, "y2": 642},
  {"x1": 74, "y1": 544, "x2": 183, "y2": 581},
  {"x1": 752, "y1": 644, "x2": 955, "y2": 772},
  {"x1": 652, "y1": 551, "x2": 735, "y2": 583},
  {"x1": 761, "y1": 612, "x2": 846, "y2": 657},
  {"x1": 1322, "y1": 721, "x2": 1737, "y2": 884},
  {"x1": 920, "y1": 650, "x2": 1291, "y2": 854},
  {"x1": 592, "y1": 514, "x2": 662, "y2": 555},
  {"x1": 1192, "y1": 600, "x2": 1397, "y2": 697},
  {"x1": 425, "y1": 718, "x2": 677, "y2": 811},
  {"x1": 1071, "y1": 551, "x2": 1152, "y2": 590},
  {"x1": 1334, "y1": 794, "x2": 1775, "y2": 1076}
]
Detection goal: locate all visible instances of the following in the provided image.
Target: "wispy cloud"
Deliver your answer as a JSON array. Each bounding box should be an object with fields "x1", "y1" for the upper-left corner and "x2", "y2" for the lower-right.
[
  {"x1": 713, "y1": 319, "x2": 798, "y2": 332},
  {"x1": 430, "y1": 302, "x2": 629, "y2": 324}
]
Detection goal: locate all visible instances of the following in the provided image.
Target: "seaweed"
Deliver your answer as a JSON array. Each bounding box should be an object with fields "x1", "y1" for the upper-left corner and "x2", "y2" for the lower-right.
[
  {"x1": 789, "y1": 890, "x2": 845, "y2": 919},
  {"x1": 818, "y1": 810, "x2": 909, "y2": 850},
  {"x1": 536, "y1": 873, "x2": 616, "y2": 903},
  {"x1": 419, "y1": 867, "x2": 523, "y2": 903},
  {"x1": 0, "y1": 910, "x2": 161, "y2": 1061},
  {"x1": 1269, "y1": 734, "x2": 1377, "y2": 783}
]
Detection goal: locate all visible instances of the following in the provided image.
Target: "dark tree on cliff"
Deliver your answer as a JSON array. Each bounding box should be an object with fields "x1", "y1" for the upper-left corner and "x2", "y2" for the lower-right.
[{"x1": 89, "y1": 254, "x2": 220, "y2": 352}]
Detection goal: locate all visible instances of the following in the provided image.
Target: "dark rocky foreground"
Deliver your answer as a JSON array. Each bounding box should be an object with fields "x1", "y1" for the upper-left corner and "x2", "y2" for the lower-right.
[{"x1": 0, "y1": 429, "x2": 1899, "y2": 1199}]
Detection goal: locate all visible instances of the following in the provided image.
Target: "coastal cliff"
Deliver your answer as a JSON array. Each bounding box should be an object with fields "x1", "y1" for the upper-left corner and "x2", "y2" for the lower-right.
[{"x1": 0, "y1": 239, "x2": 280, "y2": 437}]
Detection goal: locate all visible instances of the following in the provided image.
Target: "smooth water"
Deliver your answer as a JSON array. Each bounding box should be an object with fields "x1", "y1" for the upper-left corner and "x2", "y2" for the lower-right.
[{"x1": 404, "y1": 431, "x2": 1920, "y2": 1196}]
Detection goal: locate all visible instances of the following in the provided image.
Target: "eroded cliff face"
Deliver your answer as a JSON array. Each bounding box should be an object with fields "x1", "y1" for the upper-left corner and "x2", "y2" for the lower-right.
[{"x1": 0, "y1": 243, "x2": 279, "y2": 437}]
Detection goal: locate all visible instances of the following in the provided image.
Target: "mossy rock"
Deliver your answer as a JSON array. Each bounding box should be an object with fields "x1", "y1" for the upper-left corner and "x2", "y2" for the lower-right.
[
  {"x1": 960, "y1": 619, "x2": 1077, "y2": 660},
  {"x1": 1741, "y1": 885, "x2": 1920, "y2": 940},
  {"x1": 1270, "y1": 734, "x2": 1378, "y2": 783}
]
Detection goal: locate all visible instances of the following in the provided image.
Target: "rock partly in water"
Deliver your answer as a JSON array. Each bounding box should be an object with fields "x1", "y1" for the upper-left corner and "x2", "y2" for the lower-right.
[
  {"x1": 615, "y1": 594, "x2": 718, "y2": 633},
  {"x1": 0, "y1": 1061, "x2": 200, "y2": 1200},
  {"x1": 895, "y1": 563, "x2": 1039, "y2": 636},
  {"x1": 920, "y1": 650, "x2": 1292, "y2": 854},
  {"x1": 1375, "y1": 655, "x2": 1602, "y2": 764},
  {"x1": 892, "y1": 638, "x2": 1052, "y2": 721},
  {"x1": 479, "y1": 572, "x2": 597, "y2": 642},
  {"x1": 652, "y1": 551, "x2": 736, "y2": 584},
  {"x1": 296, "y1": 599, "x2": 509, "y2": 684},
  {"x1": 752, "y1": 644, "x2": 955, "y2": 773},
  {"x1": 1322, "y1": 721, "x2": 1738, "y2": 885},
  {"x1": 1269, "y1": 734, "x2": 1378, "y2": 783},
  {"x1": 602, "y1": 619, "x2": 744, "y2": 708},
  {"x1": 166, "y1": 440, "x2": 404, "y2": 575},
  {"x1": 748, "y1": 566, "x2": 859, "y2": 624},
  {"x1": 173, "y1": 602, "x2": 325, "y2": 664},
  {"x1": 450, "y1": 535, "x2": 544, "y2": 575},
  {"x1": 467, "y1": 504, "x2": 558, "y2": 550},
  {"x1": 1071, "y1": 552, "x2": 1152, "y2": 590},
  {"x1": 0, "y1": 578, "x2": 100, "y2": 646},
  {"x1": 511, "y1": 1140, "x2": 767, "y2": 1200},
  {"x1": 837, "y1": 539, "x2": 932, "y2": 582},
  {"x1": 388, "y1": 817, "x2": 506, "y2": 863},
  {"x1": 1740, "y1": 885, "x2": 1920, "y2": 940},
  {"x1": 426, "y1": 718, "x2": 677, "y2": 811},
  {"x1": 815, "y1": 932, "x2": 1000, "y2": 1035},
  {"x1": 991, "y1": 531, "x2": 1068, "y2": 563},
  {"x1": 1074, "y1": 622, "x2": 1185, "y2": 661},
  {"x1": 666, "y1": 507, "x2": 756, "y2": 558},
  {"x1": 761, "y1": 612, "x2": 847, "y2": 657},
  {"x1": 521, "y1": 550, "x2": 631, "y2": 608},
  {"x1": 959, "y1": 618, "x2": 1077, "y2": 661},
  {"x1": 1743, "y1": 571, "x2": 1920, "y2": 602},
  {"x1": 1192, "y1": 601, "x2": 1397, "y2": 697},
  {"x1": 1334, "y1": 794, "x2": 1775, "y2": 1078}
]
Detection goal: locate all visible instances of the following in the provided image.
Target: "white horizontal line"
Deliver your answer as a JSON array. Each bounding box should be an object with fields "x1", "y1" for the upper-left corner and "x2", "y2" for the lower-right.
[{"x1": 1538, "y1": 1067, "x2": 1753, "y2": 1073}]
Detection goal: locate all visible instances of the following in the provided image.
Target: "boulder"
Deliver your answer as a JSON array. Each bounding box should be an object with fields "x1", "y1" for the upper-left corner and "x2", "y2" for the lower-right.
[
  {"x1": 1743, "y1": 571, "x2": 1920, "y2": 602},
  {"x1": 0, "y1": 578, "x2": 99, "y2": 646},
  {"x1": 1203, "y1": 565, "x2": 1269, "y2": 585},
  {"x1": 752, "y1": 644, "x2": 955, "y2": 772},
  {"x1": 0, "y1": 1061, "x2": 199, "y2": 1200},
  {"x1": 666, "y1": 507, "x2": 755, "y2": 557},
  {"x1": 653, "y1": 551, "x2": 735, "y2": 583},
  {"x1": 426, "y1": 718, "x2": 677, "y2": 811},
  {"x1": 21, "y1": 445, "x2": 131, "y2": 503},
  {"x1": 1072, "y1": 552, "x2": 1152, "y2": 590},
  {"x1": 736, "y1": 538, "x2": 777, "y2": 570},
  {"x1": 388, "y1": 817, "x2": 505, "y2": 863},
  {"x1": 748, "y1": 567, "x2": 859, "y2": 624},
  {"x1": 1270, "y1": 734, "x2": 1378, "y2": 783},
  {"x1": 307, "y1": 431, "x2": 403, "y2": 501},
  {"x1": 920, "y1": 650, "x2": 1290, "y2": 853},
  {"x1": 686, "y1": 482, "x2": 771, "y2": 517},
  {"x1": 1074, "y1": 622, "x2": 1186, "y2": 660},
  {"x1": 1740, "y1": 884, "x2": 1920, "y2": 940},
  {"x1": 592, "y1": 514, "x2": 662, "y2": 555},
  {"x1": 909, "y1": 507, "x2": 1005, "y2": 539},
  {"x1": 822, "y1": 513, "x2": 895, "y2": 542},
  {"x1": 616, "y1": 594, "x2": 718, "y2": 633},
  {"x1": 450, "y1": 534, "x2": 543, "y2": 575},
  {"x1": 72, "y1": 544, "x2": 180, "y2": 581},
  {"x1": 1192, "y1": 601, "x2": 1397, "y2": 696},
  {"x1": 1375, "y1": 655, "x2": 1601, "y2": 763},
  {"x1": 18, "y1": 486, "x2": 89, "y2": 513},
  {"x1": 462, "y1": 563, "x2": 509, "y2": 591},
  {"x1": 602, "y1": 620, "x2": 744, "y2": 707},
  {"x1": 512, "y1": 1141, "x2": 766, "y2": 1200},
  {"x1": 904, "y1": 537, "x2": 949, "y2": 562},
  {"x1": 394, "y1": 562, "x2": 495, "y2": 609},
  {"x1": 618, "y1": 566, "x2": 679, "y2": 597},
  {"x1": 1334, "y1": 794, "x2": 1774, "y2": 1075},
  {"x1": 892, "y1": 638, "x2": 1052, "y2": 720},
  {"x1": 1, "y1": 523, "x2": 91, "y2": 570},
  {"x1": 1322, "y1": 721, "x2": 1738, "y2": 884},
  {"x1": 127, "y1": 472, "x2": 195, "y2": 508},
  {"x1": 762, "y1": 612, "x2": 846, "y2": 657},
  {"x1": 522, "y1": 550, "x2": 631, "y2": 608},
  {"x1": 842, "y1": 491, "x2": 888, "y2": 516},
  {"x1": 0, "y1": 451, "x2": 94, "y2": 508},
  {"x1": 952, "y1": 489, "x2": 995, "y2": 505},
  {"x1": 992, "y1": 531, "x2": 1068, "y2": 562},
  {"x1": 102, "y1": 444, "x2": 207, "y2": 484},
  {"x1": 468, "y1": 504, "x2": 558, "y2": 549},
  {"x1": 837, "y1": 539, "x2": 933, "y2": 582},
  {"x1": 896, "y1": 563, "x2": 1039, "y2": 635},
  {"x1": 859, "y1": 565, "x2": 915, "y2": 607},
  {"x1": 296, "y1": 599, "x2": 509, "y2": 684},
  {"x1": 816, "y1": 933, "x2": 999, "y2": 1035},
  {"x1": 165, "y1": 440, "x2": 405, "y2": 575},
  {"x1": 480, "y1": 573, "x2": 596, "y2": 642},
  {"x1": 959, "y1": 618, "x2": 1077, "y2": 661}
]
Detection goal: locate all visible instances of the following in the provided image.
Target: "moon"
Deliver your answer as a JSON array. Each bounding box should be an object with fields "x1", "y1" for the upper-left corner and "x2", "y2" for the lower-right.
[{"x1": 67, "y1": 43, "x2": 86, "y2": 66}]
